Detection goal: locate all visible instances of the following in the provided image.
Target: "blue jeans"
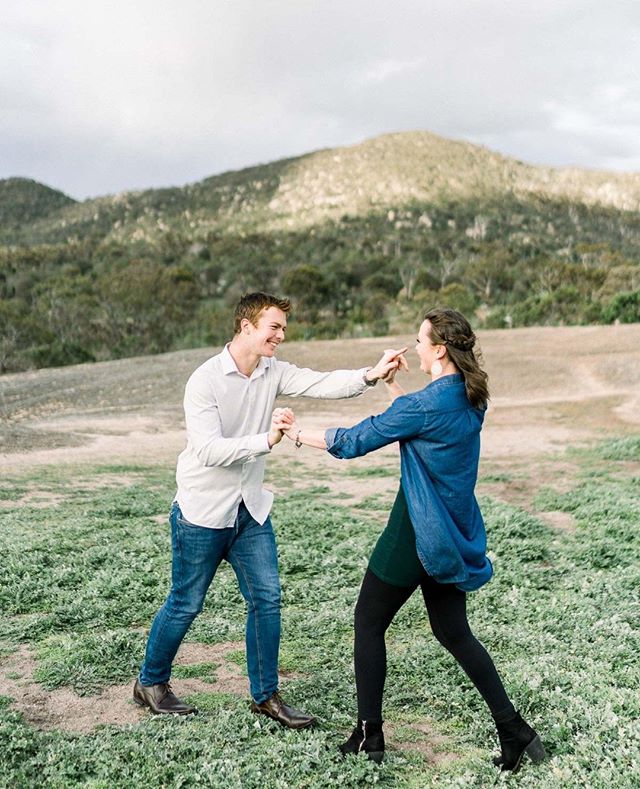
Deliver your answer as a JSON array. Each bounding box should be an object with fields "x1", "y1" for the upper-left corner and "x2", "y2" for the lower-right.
[{"x1": 139, "y1": 501, "x2": 281, "y2": 703}]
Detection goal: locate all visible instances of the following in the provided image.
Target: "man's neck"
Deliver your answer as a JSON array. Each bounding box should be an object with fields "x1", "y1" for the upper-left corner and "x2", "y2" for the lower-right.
[{"x1": 227, "y1": 337, "x2": 261, "y2": 377}]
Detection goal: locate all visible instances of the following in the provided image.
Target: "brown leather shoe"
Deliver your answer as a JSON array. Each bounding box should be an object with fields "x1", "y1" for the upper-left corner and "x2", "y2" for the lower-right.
[
  {"x1": 250, "y1": 691, "x2": 316, "y2": 729},
  {"x1": 133, "y1": 679, "x2": 197, "y2": 715}
]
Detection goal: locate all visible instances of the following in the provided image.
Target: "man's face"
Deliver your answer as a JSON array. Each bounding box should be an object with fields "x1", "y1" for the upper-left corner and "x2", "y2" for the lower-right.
[{"x1": 242, "y1": 306, "x2": 287, "y2": 357}]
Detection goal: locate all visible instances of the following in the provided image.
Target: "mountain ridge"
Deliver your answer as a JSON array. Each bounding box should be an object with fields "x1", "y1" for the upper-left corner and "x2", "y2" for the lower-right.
[
  {"x1": 3, "y1": 131, "x2": 640, "y2": 246},
  {"x1": 0, "y1": 178, "x2": 77, "y2": 231}
]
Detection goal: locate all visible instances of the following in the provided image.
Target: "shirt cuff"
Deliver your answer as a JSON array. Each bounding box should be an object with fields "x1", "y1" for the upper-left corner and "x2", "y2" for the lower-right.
[
  {"x1": 324, "y1": 427, "x2": 339, "y2": 450},
  {"x1": 251, "y1": 432, "x2": 272, "y2": 457},
  {"x1": 357, "y1": 367, "x2": 376, "y2": 390}
]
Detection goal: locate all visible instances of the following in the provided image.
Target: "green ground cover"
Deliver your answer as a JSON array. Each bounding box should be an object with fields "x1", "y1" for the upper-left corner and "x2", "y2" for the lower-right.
[{"x1": 0, "y1": 438, "x2": 638, "y2": 788}]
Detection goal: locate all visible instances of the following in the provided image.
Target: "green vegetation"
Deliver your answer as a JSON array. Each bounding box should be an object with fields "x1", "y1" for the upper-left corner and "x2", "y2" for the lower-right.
[
  {"x1": 0, "y1": 178, "x2": 76, "y2": 232},
  {"x1": 1, "y1": 437, "x2": 639, "y2": 787},
  {"x1": 2, "y1": 131, "x2": 640, "y2": 373}
]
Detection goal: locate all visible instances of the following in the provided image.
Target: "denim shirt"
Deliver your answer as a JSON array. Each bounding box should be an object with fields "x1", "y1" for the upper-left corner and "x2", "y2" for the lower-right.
[{"x1": 325, "y1": 373, "x2": 493, "y2": 591}]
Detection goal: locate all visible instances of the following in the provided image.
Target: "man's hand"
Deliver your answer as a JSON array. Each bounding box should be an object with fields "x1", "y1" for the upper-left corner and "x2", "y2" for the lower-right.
[
  {"x1": 269, "y1": 407, "x2": 296, "y2": 447},
  {"x1": 365, "y1": 347, "x2": 409, "y2": 384}
]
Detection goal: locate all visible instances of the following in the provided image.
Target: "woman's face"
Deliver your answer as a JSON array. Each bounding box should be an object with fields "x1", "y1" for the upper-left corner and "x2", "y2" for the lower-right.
[{"x1": 415, "y1": 319, "x2": 443, "y2": 374}]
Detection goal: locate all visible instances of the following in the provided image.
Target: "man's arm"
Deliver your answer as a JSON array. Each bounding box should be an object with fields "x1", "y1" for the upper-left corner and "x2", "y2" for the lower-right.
[
  {"x1": 276, "y1": 347, "x2": 408, "y2": 399},
  {"x1": 184, "y1": 377, "x2": 283, "y2": 467}
]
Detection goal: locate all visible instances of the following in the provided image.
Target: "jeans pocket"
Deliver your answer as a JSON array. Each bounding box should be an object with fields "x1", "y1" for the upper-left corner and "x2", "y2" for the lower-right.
[
  {"x1": 170, "y1": 502, "x2": 197, "y2": 529},
  {"x1": 169, "y1": 501, "x2": 179, "y2": 523}
]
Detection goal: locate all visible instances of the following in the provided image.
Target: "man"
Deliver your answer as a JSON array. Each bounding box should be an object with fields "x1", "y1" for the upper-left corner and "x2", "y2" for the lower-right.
[{"x1": 133, "y1": 292, "x2": 406, "y2": 728}]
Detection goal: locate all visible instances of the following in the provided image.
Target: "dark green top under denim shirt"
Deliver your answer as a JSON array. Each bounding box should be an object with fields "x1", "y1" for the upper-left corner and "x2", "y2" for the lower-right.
[{"x1": 369, "y1": 482, "x2": 425, "y2": 588}]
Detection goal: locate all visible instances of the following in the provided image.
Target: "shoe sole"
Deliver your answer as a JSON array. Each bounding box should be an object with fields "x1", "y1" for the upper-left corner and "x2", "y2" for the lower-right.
[
  {"x1": 507, "y1": 735, "x2": 547, "y2": 774},
  {"x1": 250, "y1": 708, "x2": 317, "y2": 729},
  {"x1": 133, "y1": 696, "x2": 197, "y2": 715},
  {"x1": 339, "y1": 747, "x2": 385, "y2": 764}
]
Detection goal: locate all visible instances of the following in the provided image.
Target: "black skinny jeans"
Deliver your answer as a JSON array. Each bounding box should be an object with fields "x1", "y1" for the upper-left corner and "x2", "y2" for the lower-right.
[{"x1": 354, "y1": 567, "x2": 515, "y2": 722}]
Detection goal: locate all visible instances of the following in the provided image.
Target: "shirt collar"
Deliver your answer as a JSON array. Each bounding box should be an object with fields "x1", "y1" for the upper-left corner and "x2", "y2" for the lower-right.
[
  {"x1": 221, "y1": 343, "x2": 271, "y2": 378},
  {"x1": 429, "y1": 372, "x2": 463, "y2": 388}
]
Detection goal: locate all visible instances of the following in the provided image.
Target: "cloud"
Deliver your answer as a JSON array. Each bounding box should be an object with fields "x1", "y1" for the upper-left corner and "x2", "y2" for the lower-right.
[{"x1": 1, "y1": 0, "x2": 639, "y2": 197}]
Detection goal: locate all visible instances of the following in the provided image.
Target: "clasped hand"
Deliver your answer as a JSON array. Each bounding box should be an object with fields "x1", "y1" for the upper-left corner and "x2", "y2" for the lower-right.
[
  {"x1": 269, "y1": 407, "x2": 297, "y2": 446},
  {"x1": 368, "y1": 347, "x2": 410, "y2": 383}
]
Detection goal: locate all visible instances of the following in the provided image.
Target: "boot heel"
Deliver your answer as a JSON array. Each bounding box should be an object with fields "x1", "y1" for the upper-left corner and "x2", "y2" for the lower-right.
[{"x1": 525, "y1": 735, "x2": 546, "y2": 764}]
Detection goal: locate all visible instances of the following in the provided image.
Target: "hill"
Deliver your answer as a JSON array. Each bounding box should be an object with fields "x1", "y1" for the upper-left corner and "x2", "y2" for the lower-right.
[
  {"x1": 4, "y1": 132, "x2": 640, "y2": 245},
  {"x1": 0, "y1": 178, "x2": 76, "y2": 237},
  {"x1": 1, "y1": 131, "x2": 639, "y2": 373}
]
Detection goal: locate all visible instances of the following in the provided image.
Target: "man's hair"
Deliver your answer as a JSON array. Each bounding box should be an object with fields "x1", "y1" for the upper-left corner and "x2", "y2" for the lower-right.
[{"x1": 233, "y1": 292, "x2": 291, "y2": 334}]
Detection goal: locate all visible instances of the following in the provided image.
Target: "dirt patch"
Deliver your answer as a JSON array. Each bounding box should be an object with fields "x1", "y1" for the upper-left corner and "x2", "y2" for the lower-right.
[
  {"x1": 477, "y1": 458, "x2": 580, "y2": 512},
  {"x1": 2, "y1": 325, "x2": 640, "y2": 474},
  {"x1": 0, "y1": 420, "x2": 186, "y2": 469},
  {"x1": 538, "y1": 511, "x2": 577, "y2": 532},
  {"x1": 0, "y1": 491, "x2": 65, "y2": 509},
  {"x1": 0, "y1": 640, "x2": 251, "y2": 733},
  {"x1": 385, "y1": 720, "x2": 458, "y2": 764},
  {"x1": 267, "y1": 418, "x2": 401, "y2": 510}
]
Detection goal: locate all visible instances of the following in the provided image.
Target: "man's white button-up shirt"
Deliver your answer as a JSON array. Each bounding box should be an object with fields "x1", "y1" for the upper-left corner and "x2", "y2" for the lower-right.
[{"x1": 175, "y1": 344, "x2": 371, "y2": 528}]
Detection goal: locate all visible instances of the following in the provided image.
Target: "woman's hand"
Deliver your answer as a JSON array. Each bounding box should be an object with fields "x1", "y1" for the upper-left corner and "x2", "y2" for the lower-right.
[{"x1": 366, "y1": 347, "x2": 409, "y2": 384}]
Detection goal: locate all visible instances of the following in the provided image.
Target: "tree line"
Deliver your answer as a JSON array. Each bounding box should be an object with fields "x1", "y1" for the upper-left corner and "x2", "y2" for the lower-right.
[{"x1": 1, "y1": 194, "x2": 639, "y2": 372}]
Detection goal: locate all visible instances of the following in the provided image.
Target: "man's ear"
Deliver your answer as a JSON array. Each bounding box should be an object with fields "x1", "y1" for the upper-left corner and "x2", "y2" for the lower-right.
[{"x1": 240, "y1": 318, "x2": 252, "y2": 335}]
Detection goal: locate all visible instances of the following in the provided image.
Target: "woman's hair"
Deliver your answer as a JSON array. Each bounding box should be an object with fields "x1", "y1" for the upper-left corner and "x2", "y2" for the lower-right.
[{"x1": 423, "y1": 307, "x2": 489, "y2": 409}]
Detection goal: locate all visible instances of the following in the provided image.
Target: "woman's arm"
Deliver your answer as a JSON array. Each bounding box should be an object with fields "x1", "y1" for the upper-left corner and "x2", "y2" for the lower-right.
[
  {"x1": 290, "y1": 426, "x2": 327, "y2": 449},
  {"x1": 271, "y1": 409, "x2": 327, "y2": 449},
  {"x1": 272, "y1": 393, "x2": 426, "y2": 459},
  {"x1": 385, "y1": 379, "x2": 406, "y2": 401},
  {"x1": 382, "y1": 349, "x2": 409, "y2": 401}
]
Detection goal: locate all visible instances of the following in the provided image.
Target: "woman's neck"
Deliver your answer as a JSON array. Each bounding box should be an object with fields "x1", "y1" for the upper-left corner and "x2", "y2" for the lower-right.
[{"x1": 430, "y1": 361, "x2": 459, "y2": 382}]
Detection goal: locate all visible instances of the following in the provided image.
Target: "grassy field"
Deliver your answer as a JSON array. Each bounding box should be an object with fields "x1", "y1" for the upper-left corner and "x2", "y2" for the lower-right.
[{"x1": 1, "y1": 433, "x2": 639, "y2": 788}]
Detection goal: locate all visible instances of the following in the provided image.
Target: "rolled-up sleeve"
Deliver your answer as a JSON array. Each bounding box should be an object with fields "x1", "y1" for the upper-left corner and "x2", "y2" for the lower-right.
[{"x1": 326, "y1": 394, "x2": 427, "y2": 459}]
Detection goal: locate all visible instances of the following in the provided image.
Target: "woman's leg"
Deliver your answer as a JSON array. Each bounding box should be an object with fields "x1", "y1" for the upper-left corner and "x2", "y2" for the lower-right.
[
  {"x1": 419, "y1": 574, "x2": 514, "y2": 718},
  {"x1": 354, "y1": 568, "x2": 416, "y2": 722},
  {"x1": 420, "y1": 577, "x2": 546, "y2": 772}
]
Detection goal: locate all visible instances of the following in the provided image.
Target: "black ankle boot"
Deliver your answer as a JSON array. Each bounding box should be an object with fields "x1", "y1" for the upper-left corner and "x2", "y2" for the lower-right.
[
  {"x1": 339, "y1": 719, "x2": 385, "y2": 763},
  {"x1": 493, "y1": 711, "x2": 546, "y2": 773}
]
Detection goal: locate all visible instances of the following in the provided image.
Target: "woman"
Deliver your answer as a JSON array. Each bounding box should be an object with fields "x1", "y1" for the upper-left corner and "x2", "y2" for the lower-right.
[{"x1": 274, "y1": 308, "x2": 546, "y2": 773}]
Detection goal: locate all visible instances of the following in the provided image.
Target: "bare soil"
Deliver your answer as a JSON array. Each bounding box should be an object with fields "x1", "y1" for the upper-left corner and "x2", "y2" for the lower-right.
[{"x1": 1, "y1": 324, "x2": 639, "y2": 736}]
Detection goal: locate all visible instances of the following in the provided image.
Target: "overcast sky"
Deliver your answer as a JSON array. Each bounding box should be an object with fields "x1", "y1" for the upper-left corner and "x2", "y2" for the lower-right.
[{"x1": 2, "y1": 0, "x2": 639, "y2": 199}]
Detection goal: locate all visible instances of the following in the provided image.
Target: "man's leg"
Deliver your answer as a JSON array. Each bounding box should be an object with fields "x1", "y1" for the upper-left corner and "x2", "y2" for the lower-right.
[
  {"x1": 227, "y1": 502, "x2": 315, "y2": 728},
  {"x1": 135, "y1": 503, "x2": 229, "y2": 713}
]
